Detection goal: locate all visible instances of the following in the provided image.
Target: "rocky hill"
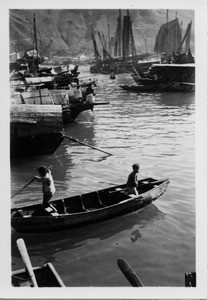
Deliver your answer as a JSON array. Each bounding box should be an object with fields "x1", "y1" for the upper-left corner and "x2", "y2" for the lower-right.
[{"x1": 9, "y1": 9, "x2": 195, "y2": 58}]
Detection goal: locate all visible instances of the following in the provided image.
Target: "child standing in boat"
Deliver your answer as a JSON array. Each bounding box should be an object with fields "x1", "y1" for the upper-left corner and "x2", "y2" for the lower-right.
[
  {"x1": 35, "y1": 166, "x2": 56, "y2": 208},
  {"x1": 126, "y1": 163, "x2": 140, "y2": 196}
]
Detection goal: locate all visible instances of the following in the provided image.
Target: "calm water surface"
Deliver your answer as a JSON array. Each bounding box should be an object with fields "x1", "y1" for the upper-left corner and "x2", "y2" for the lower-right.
[{"x1": 11, "y1": 66, "x2": 195, "y2": 287}]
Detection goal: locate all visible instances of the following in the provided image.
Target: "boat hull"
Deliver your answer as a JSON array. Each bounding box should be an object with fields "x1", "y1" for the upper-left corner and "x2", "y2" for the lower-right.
[
  {"x1": 12, "y1": 263, "x2": 65, "y2": 287},
  {"x1": 10, "y1": 127, "x2": 64, "y2": 157},
  {"x1": 10, "y1": 104, "x2": 64, "y2": 157},
  {"x1": 132, "y1": 63, "x2": 195, "y2": 93},
  {"x1": 11, "y1": 178, "x2": 169, "y2": 233},
  {"x1": 120, "y1": 84, "x2": 158, "y2": 92},
  {"x1": 66, "y1": 103, "x2": 94, "y2": 123}
]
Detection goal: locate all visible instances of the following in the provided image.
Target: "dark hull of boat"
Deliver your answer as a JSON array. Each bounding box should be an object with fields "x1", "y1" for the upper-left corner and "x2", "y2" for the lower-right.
[
  {"x1": 11, "y1": 178, "x2": 169, "y2": 233},
  {"x1": 159, "y1": 82, "x2": 195, "y2": 92},
  {"x1": 120, "y1": 84, "x2": 158, "y2": 92},
  {"x1": 120, "y1": 82, "x2": 194, "y2": 93},
  {"x1": 10, "y1": 104, "x2": 64, "y2": 158},
  {"x1": 64, "y1": 103, "x2": 94, "y2": 123},
  {"x1": 12, "y1": 263, "x2": 65, "y2": 287},
  {"x1": 63, "y1": 102, "x2": 109, "y2": 123},
  {"x1": 10, "y1": 128, "x2": 64, "y2": 157}
]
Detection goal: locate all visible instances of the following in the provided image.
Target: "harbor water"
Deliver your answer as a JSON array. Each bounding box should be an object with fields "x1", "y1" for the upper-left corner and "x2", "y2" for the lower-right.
[{"x1": 11, "y1": 65, "x2": 195, "y2": 287}]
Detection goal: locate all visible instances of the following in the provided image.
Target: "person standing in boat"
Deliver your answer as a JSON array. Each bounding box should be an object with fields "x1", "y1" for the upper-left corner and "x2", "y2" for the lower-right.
[
  {"x1": 35, "y1": 166, "x2": 56, "y2": 208},
  {"x1": 126, "y1": 163, "x2": 140, "y2": 196}
]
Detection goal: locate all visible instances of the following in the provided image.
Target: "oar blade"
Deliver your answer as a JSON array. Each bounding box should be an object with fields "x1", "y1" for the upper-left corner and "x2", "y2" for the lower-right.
[
  {"x1": 117, "y1": 258, "x2": 143, "y2": 287},
  {"x1": 16, "y1": 238, "x2": 38, "y2": 287}
]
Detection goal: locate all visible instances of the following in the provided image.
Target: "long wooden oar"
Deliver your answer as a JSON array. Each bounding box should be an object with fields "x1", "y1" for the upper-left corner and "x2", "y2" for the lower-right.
[
  {"x1": 64, "y1": 134, "x2": 112, "y2": 156},
  {"x1": 117, "y1": 258, "x2": 143, "y2": 287},
  {"x1": 17, "y1": 239, "x2": 38, "y2": 287},
  {"x1": 11, "y1": 177, "x2": 36, "y2": 199}
]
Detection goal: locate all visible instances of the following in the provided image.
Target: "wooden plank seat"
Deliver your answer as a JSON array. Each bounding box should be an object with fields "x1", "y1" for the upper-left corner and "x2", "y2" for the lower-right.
[
  {"x1": 52, "y1": 199, "x2": 67, "y2": 214},
  {"x1": 65, "y1": 195, "x2": 86, "y2": 213},
  {"x1": 81, "y1": 192, "x2": 105, "y2": 210},
  {"x1": 99, "y1": 189, "x2": 128, "y2": 206}
]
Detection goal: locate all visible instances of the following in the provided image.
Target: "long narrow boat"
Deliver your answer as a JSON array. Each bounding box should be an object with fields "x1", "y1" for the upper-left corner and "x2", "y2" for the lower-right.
[
  {"x1": 11, "y1": 177, "x2": 169, "y2": 233},
  {"x1": 12, "y1": 262, "x2": 65, "y2": 287},
  {"x1": 120, "y1": 84, "x2": 158, "y2": 92},
  {"x1": 120, "y1": 82, "x2": 195, "y2": 93}
]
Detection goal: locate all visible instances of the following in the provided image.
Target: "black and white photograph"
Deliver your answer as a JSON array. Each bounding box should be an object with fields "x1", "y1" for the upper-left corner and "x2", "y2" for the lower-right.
[{"x1": 0, "y1": 0, "x2": 207, "y2": 299}]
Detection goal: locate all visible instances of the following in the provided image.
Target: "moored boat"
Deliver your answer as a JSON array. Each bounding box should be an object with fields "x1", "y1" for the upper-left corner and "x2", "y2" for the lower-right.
[
  {"x1": 12, "y1": 238, "x2": 65, "y2": 287},
  {"x1": 10, "y1": 104, "x2": 64, "y2": 158},
  {"x1": 120, "y1": 84, "x2": 158, "y2": 92},
  {"x1": 12, "y1": 262, "x2": 65, "y2": 287},
  {"x1": 11, "y1": 177, "x2": 170, "y2": 233},
  {"x1": 132, "y1": 63, "x2": 195, "y2": 93},
  {"x1": 11, "y1": 80, "x2": 108, "y2": 124}
]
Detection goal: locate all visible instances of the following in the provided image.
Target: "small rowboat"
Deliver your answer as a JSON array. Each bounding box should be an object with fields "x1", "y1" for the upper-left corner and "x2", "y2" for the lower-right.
[
  {"x1": 12, "y1": 262, "x2": 65, "y2": 287},
  {"x1": 11, "y1": 177, "x2": 169, "y2": 233},
  {"x1": 12, "y1": 238, "x2": 65, "y2": 287},
  {"x1": 120, "y1": 84, "x2": 158, "y2": 92}
]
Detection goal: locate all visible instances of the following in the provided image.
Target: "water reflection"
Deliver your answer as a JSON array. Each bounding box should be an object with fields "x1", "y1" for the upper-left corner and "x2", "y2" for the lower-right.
[
  {"x1": 64, "y1": 118, "x2": 96, "y2": 144},
  {"x1": 130, "y1": 229, "x2": 141, "y2": 242},
  {"x1": 12, "y1": 203, "x2": 165, "y2": 261},
  {"x1": 154, "y1": 92, "x2": 195, "y2": 108}
]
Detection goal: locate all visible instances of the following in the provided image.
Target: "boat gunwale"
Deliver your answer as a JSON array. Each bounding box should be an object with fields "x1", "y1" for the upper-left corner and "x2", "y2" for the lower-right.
[
  {"x1": 12, "y1": 262, "x2": 65, "y2": 287},
  {"x1": 11, "y1": 178, "x2": 170, "y2": 218}
]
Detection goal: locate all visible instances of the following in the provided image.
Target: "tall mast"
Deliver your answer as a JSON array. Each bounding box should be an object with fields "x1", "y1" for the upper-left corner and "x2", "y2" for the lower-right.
[
  {"x1": 166, "y1": 9, "x2": 169, "y2": 54},
  {"x1": 33, "y1": 13, "x2": 39, "y2": 72},
  {"x1": 175, "y1": 11, "x2": 178, "y2": 51},
  {"x1": 91, "y1": 28, "x2": 101, "y2": 60},
  {"x1": 118, "y1": 10, "x2": 122, "y2": 57},
  {"x1": 114, "y1": 9, "x2": 122, "y2": 58},
  {"x1": 108, "y1": 24, "x2": 110, "y2": 54},
  {"x1": 144, "y1": 37, "x2": 148, "y2": 60},
  {"x1": 122, "y1": 10, "x2": 130, "y2": 59}
]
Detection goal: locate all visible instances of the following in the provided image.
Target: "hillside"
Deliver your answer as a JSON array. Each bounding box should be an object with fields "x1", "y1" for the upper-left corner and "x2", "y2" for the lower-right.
[{"x1": 9, "y1": 9, "x2": 195, "y2": 58}]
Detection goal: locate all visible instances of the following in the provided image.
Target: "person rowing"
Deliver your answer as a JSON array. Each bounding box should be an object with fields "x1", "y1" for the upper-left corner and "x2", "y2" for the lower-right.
[
  {"x1": 126, "y1": 163, "x2": 140, "y2": 196},
  {"x1": 35, "y1": 166, "x2": 56, "y2": 209}
]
